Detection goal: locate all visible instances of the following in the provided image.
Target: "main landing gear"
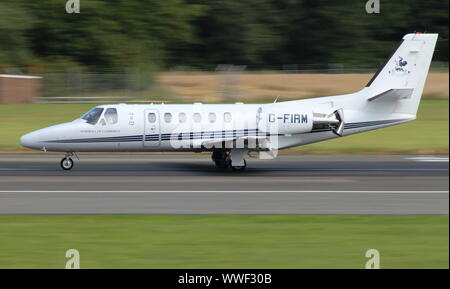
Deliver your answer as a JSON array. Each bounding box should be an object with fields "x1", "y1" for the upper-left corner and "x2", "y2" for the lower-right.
[
  {"x1": 211, "y1": 149, "x2": 247, "y2": 171},
  {"x1": 60, "y1": 152, "x2": 77, "y2": 170}
]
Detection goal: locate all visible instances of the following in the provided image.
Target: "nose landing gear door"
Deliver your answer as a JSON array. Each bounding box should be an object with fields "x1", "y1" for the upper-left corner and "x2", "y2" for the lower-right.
[{"x1": 144, "y1": 109, "x2": 160, "y2": 147}]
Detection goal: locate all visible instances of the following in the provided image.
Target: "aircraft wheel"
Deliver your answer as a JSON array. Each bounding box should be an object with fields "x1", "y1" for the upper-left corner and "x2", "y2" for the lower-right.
[
  {"x1": 214, "y1": 157, "x2": 231, "y2": 169},
  {"x1": 231, "y1": 159, "x2": 246, "y2": 172},
  {"x1": 212, "y1": 150, "x2": 231, "y2": 169},
  {"x1": 60, "y1": 157, "x2": 74, "y2": 170}
]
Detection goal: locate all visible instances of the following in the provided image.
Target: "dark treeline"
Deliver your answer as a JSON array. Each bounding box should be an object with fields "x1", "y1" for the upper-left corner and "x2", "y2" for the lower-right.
[{"x1": 0, "y1": 0, "x2": 448, "y2": 72}]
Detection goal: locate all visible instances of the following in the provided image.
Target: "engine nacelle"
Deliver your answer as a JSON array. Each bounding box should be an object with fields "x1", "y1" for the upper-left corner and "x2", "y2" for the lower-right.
[
  {"x1": 263, "y1": 109, "x2": 313, "y2": 134},
  {"x1": 260, "y1": 107, "x2": 344, "y2": 136}
]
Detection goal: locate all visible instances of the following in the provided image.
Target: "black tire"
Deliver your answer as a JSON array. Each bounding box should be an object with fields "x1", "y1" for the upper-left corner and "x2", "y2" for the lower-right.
[
  {"x1": 231, "y1": 159, "x2": 246, "y2": 172},
  {"x1": 214, "y1": 157, "x2": 231, "y2": 169},
  {"x1": 212, "y1": 150, "x2": 231, "y2": 169},
  {"x1": 60, "y1": 157, "x2": 74, "y2": 170},
  {"x1": 211, "y1": 149, "x2": 224, "y2": 161}
]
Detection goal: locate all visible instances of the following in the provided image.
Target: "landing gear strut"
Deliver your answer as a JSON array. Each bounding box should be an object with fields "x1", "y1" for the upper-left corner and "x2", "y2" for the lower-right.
[
  {"x1": 60, "y1": 152, "x2": 77, "y2": 170},
  {"x1": 211, "y1": 149, "x2": 247, "y2": 171}
]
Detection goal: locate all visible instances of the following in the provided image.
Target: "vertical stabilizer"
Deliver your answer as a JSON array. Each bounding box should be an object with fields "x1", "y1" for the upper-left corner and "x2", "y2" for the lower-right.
[{"x1": 366, "y1": 33, "x2": 438, "y2": 116}]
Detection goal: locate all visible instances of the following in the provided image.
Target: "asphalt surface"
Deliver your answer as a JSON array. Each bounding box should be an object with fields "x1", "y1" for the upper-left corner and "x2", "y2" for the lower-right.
[{"x1": 0, "y1": 154, "x2": 448, "y2": 215}]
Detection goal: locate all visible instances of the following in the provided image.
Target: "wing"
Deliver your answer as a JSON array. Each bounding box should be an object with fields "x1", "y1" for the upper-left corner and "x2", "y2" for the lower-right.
[{"x1": 201, "y1": 135, "x2": 268, "y2": 149}]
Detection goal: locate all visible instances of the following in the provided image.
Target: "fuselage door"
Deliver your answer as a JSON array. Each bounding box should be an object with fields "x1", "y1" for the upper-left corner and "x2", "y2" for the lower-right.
[
  {"x1": 144, "y1": 109, "x2": 160, "y2": 147},
  {"x1": 256, "y1": 106, "x2": 268, "y2": 134}
]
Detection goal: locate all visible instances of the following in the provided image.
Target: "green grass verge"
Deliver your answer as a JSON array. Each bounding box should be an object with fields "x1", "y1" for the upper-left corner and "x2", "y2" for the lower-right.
[
  {"x1": 0, "y1": 103, "x2": 93, "y2": 150},
  {"x1": 0, "y1": 100, "x2": 448, "y2": 153},
  {"x1": 0, "y1": 215, "x2": 447, "y2": 268}
]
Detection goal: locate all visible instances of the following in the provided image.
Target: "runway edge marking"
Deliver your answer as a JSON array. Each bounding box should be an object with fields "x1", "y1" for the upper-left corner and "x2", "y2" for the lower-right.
[{"x1": 0, "y1": 190, "x2": 448, "y2": 194}]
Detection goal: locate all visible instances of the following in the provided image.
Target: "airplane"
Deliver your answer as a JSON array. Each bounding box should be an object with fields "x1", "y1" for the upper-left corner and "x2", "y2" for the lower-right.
[{"x1": 20, "y1": 33, "x2": 438, "y2": 171}]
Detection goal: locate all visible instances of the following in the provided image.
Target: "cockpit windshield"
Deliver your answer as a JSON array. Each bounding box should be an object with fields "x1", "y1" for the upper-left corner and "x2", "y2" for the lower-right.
[{"x1": 81, "y1": 107, "x2": 104, "y2": 125}]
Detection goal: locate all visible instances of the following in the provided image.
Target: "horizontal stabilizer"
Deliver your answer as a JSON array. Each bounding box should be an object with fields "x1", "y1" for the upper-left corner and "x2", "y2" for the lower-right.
[{"x1": 368, "y1": 88, "x2": 414, "y2": 102}]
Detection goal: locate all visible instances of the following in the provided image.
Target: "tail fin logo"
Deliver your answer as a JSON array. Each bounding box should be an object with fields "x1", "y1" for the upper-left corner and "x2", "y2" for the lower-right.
[{"x1": 390, "y1": 56, "x2": 410, "y2": 75}]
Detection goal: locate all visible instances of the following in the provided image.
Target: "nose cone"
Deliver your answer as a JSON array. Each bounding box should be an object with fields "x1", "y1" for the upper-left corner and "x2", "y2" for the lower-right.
[
  {"x1": 20, "y1": 123, "x2": 72, "y2": 151},
  {"x1": 20, "y1": 132, "x2": 39, "y2": 150}
]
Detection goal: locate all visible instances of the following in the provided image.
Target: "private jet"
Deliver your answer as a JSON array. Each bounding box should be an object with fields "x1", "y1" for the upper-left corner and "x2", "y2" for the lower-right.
[{"x1": 20, "y1": 33, "x2": 438, "y2": 171}]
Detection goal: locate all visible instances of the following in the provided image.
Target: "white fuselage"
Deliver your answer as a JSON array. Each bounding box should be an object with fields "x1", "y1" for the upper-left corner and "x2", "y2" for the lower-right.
[{"x1": 19, "y1": 97, "x2": 412, "y2": 153}]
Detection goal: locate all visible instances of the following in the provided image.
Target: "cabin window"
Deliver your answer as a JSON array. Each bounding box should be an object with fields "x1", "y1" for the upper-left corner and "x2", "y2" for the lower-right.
[
  {"x1": 164, "y1": 113, "x2": 172, "y2": 123},
  {"x1": 193, "y1": 113, "x2": 202, "y2": 123},
  {"x1": 104, "y1": 108, "x2": 118, "y2": 125},
  {"x1": 148, "y1": 113, "x2": 157, "y2": 123},
  {"x1": 208, "y1": 112, "x2": 216, "y2": 123},
  {"x1": 224, "y1": 112, "x2": 232, "y2": 123},
  {"x1": 81, "y1": 107, "x2": 104, "y2": 125},
  {"x1": 179, "y1": 112, "x2": 187, "y2": 123}
]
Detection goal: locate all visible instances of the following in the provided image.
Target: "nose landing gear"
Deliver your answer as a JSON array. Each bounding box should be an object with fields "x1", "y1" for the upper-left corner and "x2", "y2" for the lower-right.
[
  {"x1": 60, "y1": 152, "x2": 77, "y2": 170},
  {"x1": 60, "y1": 157, "x2": 74, "y2": 170}
]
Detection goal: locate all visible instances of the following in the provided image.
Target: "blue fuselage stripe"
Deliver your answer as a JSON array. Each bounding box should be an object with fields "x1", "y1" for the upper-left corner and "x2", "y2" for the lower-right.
[{"x1": 46, "y1": 119, "x2": 406, "y2": 143}]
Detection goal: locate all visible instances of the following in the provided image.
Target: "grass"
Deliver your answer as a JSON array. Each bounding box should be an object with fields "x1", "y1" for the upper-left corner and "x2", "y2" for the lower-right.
[
  {"x1": 0, "y1": 215, "x2": 447, "y2": 269},
  {"x1": 0, "y1": 100, "x2": 448, "y2": 153},
  {"x1": 0, "y1": 103, "x2": 93, "y2": 150}
]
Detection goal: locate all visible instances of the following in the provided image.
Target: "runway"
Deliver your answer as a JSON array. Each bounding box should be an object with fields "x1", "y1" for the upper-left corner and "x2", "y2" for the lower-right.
[{"x1": 0, "y1": 154, "x2": 448, "y2": 215}]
